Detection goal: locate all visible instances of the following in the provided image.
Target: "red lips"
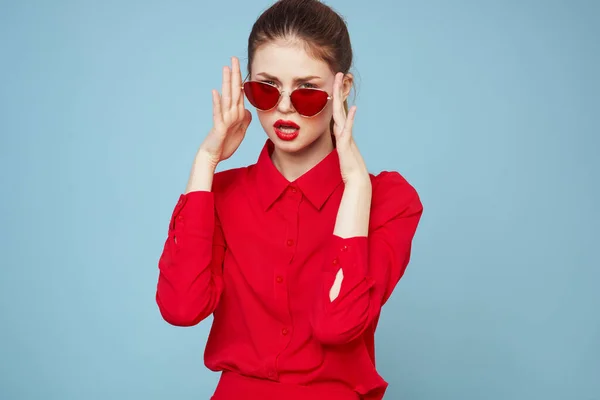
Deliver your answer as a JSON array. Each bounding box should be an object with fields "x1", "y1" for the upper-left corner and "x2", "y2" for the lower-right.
[
  {"x1": 274, "y1": 120, "x2": 300, "y2": 129},
  {"x1": 274, "y1": 119, "x2": 300, "y2": 141}
]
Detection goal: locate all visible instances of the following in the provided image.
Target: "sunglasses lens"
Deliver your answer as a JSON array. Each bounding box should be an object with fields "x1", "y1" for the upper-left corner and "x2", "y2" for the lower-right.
[
  {"x1": 290, "y1": 89, "x2": 329, "y2": 117},
  {"x1": 243, "y1": 82, "x2": 280, "y2": 110}
]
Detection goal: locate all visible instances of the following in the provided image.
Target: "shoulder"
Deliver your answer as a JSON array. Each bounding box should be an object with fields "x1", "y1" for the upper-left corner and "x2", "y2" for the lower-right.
[{"x1": 369, "y1": 170, "x2": 423, "y2": 229}]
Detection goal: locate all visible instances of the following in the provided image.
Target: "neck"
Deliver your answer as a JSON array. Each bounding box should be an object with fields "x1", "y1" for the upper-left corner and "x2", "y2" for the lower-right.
[{"x1": 271, "y1": 132, "x2": 334, "y2": 182}]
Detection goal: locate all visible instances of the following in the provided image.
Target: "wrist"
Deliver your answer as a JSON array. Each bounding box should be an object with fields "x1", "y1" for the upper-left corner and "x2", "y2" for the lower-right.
[
  {"x1": 185, "y1": 150, "x2": 218, "y2": 194},
  {"x1": 334, "y1": 176, "x2": 372, "y2": 238},
  {"x1": 195, "y1": 148, "x2": 220, "y2": 170},
  {"x1": 344, "y1": 174, "x2": 371, "y2": 191}
]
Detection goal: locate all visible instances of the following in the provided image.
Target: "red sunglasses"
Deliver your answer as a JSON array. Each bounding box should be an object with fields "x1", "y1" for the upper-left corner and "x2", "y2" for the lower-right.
[{"x1": 242, "y1": 81, "x2": 332, "y2": 117}]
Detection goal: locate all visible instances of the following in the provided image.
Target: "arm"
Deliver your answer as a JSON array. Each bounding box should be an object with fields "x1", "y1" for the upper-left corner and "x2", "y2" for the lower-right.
[
  {"x1": 328, "y1": 178, "x2": 372, "y2": 301},
  {"x1": 156, "y1": 56, "x2": 250, "y2": 326},
  {"x1": 155, "y1": 153, "x2": 226, "y2": 326},
  {"x1": 311, "y1": 172, "x2": 423, "y2": 345}
]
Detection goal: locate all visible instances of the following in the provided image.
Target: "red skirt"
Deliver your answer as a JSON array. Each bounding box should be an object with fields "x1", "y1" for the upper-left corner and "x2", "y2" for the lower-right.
[{"x1": 211, "y1": 371, "x2": 360, "y2": 400}]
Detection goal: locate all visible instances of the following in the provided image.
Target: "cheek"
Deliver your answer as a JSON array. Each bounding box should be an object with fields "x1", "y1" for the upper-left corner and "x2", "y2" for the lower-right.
[
  {"x1": 313, "y1": 103, "x2": 334, "y2": 129},
  {"x1": 256, "y1": 112, "x2": 274, "y2": 132},
  {"x1": 300, "y1": 111, "x2": 332, "y2": 136}
]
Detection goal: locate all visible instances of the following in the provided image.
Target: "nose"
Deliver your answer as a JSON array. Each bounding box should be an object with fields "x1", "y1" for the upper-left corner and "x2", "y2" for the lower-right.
[{"x1": 277, "y1": 91, "x2": 294, "y2": 114}]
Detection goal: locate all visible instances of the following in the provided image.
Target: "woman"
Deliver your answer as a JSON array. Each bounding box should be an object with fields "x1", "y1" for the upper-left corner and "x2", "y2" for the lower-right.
[{"x1": 156, "y1": 0, "x2": 423, "y2": 398}]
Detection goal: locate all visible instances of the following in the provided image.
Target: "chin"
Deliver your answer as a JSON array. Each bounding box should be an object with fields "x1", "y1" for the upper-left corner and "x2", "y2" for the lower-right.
[
  {"x1": 268, "y1": 134, "x2": 309, "y2": 153},
  {"x1": 271, "y1": 134, "x2": 334, "y2": 160}
]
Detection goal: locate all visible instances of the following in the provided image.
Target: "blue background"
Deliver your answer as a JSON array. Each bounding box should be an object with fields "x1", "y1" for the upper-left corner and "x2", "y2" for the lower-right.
[{"x1": 1, "y1": 0, "x2": 598, "y2": 399}]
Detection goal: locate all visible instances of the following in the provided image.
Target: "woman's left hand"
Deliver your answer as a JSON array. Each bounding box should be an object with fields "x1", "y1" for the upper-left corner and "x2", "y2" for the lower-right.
[{"x1": 332, "y1": 72, "x2": 370, "y2": 186}]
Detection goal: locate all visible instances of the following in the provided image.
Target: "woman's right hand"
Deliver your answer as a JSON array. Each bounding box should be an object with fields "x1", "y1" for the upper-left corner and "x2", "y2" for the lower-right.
[{"x1": 199, "y1": 56, "x2": 252, "y2": 167}]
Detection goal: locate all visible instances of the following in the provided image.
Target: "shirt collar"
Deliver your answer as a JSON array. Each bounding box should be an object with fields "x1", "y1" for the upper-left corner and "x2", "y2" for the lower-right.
[{"x1": 253, "y1": 139, "x2": 343, "y2": 211}]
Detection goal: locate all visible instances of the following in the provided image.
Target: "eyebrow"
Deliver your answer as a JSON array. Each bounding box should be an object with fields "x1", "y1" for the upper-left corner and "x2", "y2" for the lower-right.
[{"x1": 255, "y1": 72, "x2": 321, "y2": 83}]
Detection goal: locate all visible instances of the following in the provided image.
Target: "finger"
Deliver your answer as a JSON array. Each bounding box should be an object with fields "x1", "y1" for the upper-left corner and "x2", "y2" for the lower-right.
[
  {"x1": 334, "y1": 73, "x2": 347, "y2": 124},
  {"x1": 221, "y1": 65, "x2": 232, "y2": 112},
  {"x1": 338, "y1": 72, "x2": 346, "y2": 100},
  {"x1": 340, "y1": 105, "x2": 357, "y2": 140},
  {"x1": 231, "y1": 56, "x2": 242, "y2": 107},
  {"x1": 212, "y1": 89, "x2": 223, "y2": 128},
  {"x1": 332, "y1": 73, "x2": 346, "y2": 134}
]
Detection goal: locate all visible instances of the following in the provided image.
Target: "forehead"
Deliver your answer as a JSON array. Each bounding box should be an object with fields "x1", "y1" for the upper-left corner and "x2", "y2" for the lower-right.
[{"x1": 251, "y1": 39, "x2": 332, "y2": 80}]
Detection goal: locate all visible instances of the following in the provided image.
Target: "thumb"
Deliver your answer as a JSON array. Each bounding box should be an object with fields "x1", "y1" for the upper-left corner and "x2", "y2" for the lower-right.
[
  {"x1": 240, "y1": 109, "x2": 252, "y2": 131},
  {"x1": 331, "y1": 117, "x2": 342, "y2": 141}
]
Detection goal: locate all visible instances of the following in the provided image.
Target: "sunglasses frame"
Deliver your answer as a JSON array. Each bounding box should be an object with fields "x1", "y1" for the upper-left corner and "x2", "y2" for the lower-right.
[{"x1": 241, "y1": 80, "x2": 333, "y2": 118}]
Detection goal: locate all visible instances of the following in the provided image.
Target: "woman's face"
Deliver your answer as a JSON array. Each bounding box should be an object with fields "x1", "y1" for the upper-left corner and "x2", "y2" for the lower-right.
[{"x1": 249, "y1": 39, "x2": 342, "y2": 155}]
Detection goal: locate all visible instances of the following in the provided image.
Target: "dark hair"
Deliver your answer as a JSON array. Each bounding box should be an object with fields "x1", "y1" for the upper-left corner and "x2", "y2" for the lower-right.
[{"x1": 247, "y1": 0, "x2": 354, "y2": 114}]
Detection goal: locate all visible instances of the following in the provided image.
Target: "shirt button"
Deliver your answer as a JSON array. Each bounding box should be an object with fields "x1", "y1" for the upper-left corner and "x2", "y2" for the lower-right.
[
  {"x1": 341, "y1": 245, "x2": 349, "y2": 252},
  {"x1": 281, "y1": 328, "x2": 289, "y2": 336},
  {"x1": 332, "y1": 258, "x2": 339, "y2": 265},
  {"x1": 276, "y1": 276, "x2": 283, "y2": 283},
  {"x1": 290, "y1": 187, "x2": 297, "y2": 193},
  {"x1": 287, "y1": 239, "x2": 294, "y2": 246}
]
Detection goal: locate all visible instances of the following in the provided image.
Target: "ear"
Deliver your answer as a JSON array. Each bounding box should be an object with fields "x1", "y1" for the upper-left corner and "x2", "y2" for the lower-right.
[{"x1": 342, "y1": 73, "x2": 354, "y2": 101}]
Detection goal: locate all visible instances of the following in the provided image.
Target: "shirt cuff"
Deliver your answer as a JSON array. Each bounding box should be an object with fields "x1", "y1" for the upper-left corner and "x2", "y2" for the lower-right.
[
  {"x1": 169, "y1": 191, "x2": 215, "y2": 237},
  {"x1": 327, "y1": 235, "x2": 370, "y2": 281}
]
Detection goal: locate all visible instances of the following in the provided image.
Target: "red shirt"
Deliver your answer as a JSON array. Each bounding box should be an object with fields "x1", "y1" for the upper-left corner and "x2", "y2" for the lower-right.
[{"x1": 156, "y1": 140, "x2": 423, "y2": 400}]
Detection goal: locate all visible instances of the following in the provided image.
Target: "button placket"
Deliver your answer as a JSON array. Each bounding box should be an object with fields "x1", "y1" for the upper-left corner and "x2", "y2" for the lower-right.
[
  {"x1": 275, "y1": 186, "x2": 298, "y2": 354},
  {"x1": 283, "y1": 189, "x2": 301, "y2": 262}
]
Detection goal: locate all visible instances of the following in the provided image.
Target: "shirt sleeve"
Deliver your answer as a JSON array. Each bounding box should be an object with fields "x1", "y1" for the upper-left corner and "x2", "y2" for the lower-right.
[
  {"x1": 311, "y1": 171, "x2": 423, "y2": 345},
  {"x1": 156, "y1": 190, "x2": 226, "y2": 326}
]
